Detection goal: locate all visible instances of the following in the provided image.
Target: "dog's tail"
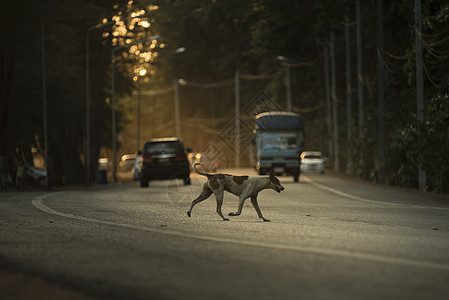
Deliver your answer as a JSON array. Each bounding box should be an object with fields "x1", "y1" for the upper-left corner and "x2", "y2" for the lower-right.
[{"x1": 193, "y1": 163, "x2": 210, "y2": 177}]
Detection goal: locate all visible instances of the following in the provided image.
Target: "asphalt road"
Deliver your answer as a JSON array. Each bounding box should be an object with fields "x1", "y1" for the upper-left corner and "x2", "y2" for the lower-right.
[{"x1": 1, "y1": 169, "x2": 449, "y2": 300}]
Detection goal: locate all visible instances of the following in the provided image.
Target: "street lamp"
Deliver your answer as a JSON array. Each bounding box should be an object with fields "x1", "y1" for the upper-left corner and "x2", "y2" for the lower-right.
[
  {"x1": 172, "y1": 47, "x2": 186, "y2": 54},
  {"x1": 166, "y1": 47, "x2": 186, "y2": 138},
  {"x1": 111, "y1": 35, "x2": 160, "y2": 182},
  {"x1": 277, "y1": 56, "x2": 293, "y2": 112},
  {"x1": 85, "y1": 20, "x2": 115, "y2": 185},
  {"x1": 136, "y1": 68, "x2": 147, "y2": 153}
]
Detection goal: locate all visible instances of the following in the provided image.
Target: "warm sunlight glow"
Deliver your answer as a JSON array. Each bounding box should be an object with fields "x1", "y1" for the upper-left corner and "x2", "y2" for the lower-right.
[
  {"x1": 139, "y1": 69, "x2": 147, "y2": 76},
  {"x1": 139, "y1": 21, "x2": 150, "y2": 28}
]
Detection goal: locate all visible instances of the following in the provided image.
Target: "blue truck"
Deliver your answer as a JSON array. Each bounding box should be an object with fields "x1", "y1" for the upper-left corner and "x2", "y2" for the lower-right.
[{"x1": 254, "y1": 112, "x2": 304, "y2": 182}]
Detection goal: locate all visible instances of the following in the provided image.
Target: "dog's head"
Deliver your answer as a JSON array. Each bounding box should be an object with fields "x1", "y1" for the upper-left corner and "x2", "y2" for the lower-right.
[{"x1": 268, "y1": 170, "x2": 285, "y2": 193}]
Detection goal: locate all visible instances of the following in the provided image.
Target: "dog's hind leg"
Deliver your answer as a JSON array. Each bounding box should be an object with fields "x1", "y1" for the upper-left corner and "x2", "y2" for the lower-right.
[
  {"x1": 250, "y1": 194, "x2": 270, "y2": 222},
  {"x1": 214, "y1": 189, "x2": 229, "y2": 221},
  {"x1": 187, "y1": 183, "x2": 212, "y2": 218}
]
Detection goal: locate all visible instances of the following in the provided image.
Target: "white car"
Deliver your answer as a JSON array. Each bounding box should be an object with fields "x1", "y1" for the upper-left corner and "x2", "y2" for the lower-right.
[{"x1": 300, "y1": 151, "x2": 325, "y2": 173}]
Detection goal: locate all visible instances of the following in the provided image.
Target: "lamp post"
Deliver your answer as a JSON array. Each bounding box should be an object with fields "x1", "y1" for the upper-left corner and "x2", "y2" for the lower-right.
[
  {"x1": 277, "y1": 56, "x2": 292, "y2": 112},
  {"x1": 171, "y1": 47, "x2": 186, "y2": 138},
  {"x1": 85, "y1": 20, "x2": 115, "y2": 185},
  {"x1": 136, "y1": 69, "x2": 147, "y2": 153},
  {"x1": 277, "y1": 56, "x2": 313, "y2": 112},
  {"x1": 174, "y1": 78, "x2": 181, "y2": 138},
  {"x1": 111, "y1": 35, "x2": 159, "y2": 182},
  {"x1": 41, "y1": 22, "x2": 48, "y2": 189}
]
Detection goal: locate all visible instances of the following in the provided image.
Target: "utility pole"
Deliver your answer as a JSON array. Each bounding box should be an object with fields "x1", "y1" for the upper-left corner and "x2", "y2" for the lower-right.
[
  {"x1": 344, "y1": 13, "x2": 353, "y2": 175},
  {"x1": 330, "y1": 31, "x2": 339, "y2": 172},
  {"x1": 378, "y1": 0, "x2": 385, "y2": 184},
  {"x1": 285, "y1": 67, "x2": 292, "y2": 112},
  {"x1": 356, "y1": 0, "x2": 365, "y2": 177},
  {"x1": 323, "y1": 45, "x2": 333, "y2": 166},
  {"x1": 415, "y1": 0, "x2": 426, "y2": 190},
  {"x1": 41, "y1": 22, "x2": 49, "y2": 189},
  {"x1": 356, "y1": 0, "x2": 364, "y2": 137},
  {"x1": 137, "y1": 76, "x2": 142, "y2": 153},
  {"x1": 234, "y1": 70, "x2": 240, "y2": 168},
  {"x1": 174, "y1": 78, "x2": 180, "y2": 138}
]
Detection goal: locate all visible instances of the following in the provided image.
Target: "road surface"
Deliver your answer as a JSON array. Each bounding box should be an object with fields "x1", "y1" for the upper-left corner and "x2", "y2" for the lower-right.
[{"x1": 1, "y1": 169, "x2": 449, "y2": 299}]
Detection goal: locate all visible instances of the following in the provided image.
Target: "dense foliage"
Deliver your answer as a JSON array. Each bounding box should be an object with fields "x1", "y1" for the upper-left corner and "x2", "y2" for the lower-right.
[{"x1": 0, "y1": 0, "x2": 157, "y2": 185}]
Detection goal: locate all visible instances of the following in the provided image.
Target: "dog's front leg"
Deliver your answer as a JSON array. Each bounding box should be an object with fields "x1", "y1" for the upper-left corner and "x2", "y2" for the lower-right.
[
  {"x1": 250, "y1": 194, "x2": 270, "y2": 222},
  {"x1": 228, "y1": 196, "x2": 249, "y2": 218},
  {"x1": 214, "y1": 189, "x2": 229, "y2": 221}
]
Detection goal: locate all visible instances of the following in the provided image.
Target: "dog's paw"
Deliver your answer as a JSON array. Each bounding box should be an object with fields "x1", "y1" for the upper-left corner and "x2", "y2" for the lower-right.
[
  {"x1": 223, "y1": 218, "x2": 230, "y2": 221},
  {"x1": 187, "y1": 211, "x2": 191, "y2": 218},
  {"x1": 262, "y1": 218, "x2": 271, "y2": 222},
  {"x1": 228, "y1": 212, "x2": 237, "y2": 216}
]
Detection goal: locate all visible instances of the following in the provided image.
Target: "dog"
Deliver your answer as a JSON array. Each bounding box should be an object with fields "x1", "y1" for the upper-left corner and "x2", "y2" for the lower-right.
[{"x1": 187, "y1": 163, "x2": 285, "y2": 221}]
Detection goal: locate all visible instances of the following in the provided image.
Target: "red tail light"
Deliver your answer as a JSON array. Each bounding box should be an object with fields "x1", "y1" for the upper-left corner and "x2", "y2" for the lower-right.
[
  {"x1": 143, "y1": 155, "x2": 153, "y2": 162},
  {"x1": 175, "y1": 153, "x2": 187, "y2": 161}
]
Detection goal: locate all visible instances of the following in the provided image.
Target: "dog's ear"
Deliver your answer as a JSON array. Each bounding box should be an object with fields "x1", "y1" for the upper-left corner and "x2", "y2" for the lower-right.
[{"x1": 268, "y1": 170, "x2": 275, "y2": 178}]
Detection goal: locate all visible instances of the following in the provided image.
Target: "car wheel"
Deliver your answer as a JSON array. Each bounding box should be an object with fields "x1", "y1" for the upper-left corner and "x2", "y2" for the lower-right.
[
  {"x1": 140, "y1": 177, "x2": 149, "y2": 187},
  {"x1": 293, "y1": 174, "x2": 299, "y2": 182}
]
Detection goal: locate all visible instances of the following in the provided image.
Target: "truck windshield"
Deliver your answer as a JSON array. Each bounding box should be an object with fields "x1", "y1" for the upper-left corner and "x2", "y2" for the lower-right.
[{"x1": 261, "y1": 133, "x2": 298, "y2": 150}]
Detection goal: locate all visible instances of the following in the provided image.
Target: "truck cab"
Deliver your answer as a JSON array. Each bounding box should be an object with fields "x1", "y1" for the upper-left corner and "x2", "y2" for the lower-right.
[{"x1": 254, "y1": 112, "x2": 304, "y2": 182}]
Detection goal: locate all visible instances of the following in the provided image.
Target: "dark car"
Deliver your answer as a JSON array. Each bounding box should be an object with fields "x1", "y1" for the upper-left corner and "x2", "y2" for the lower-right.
[{"x1": 139, "y1": 137, "x2": 191, "y2": 187}]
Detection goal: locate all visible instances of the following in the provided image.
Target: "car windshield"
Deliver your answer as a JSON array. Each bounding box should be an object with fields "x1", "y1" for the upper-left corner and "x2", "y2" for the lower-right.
[
  {"x1": 304, "y1": 155, "x2": 322, "y2": 159},
  {"x1": 261, "y1": 133, "x2": 298, "y2": 150},
  {"x1": 123, "y1": 158, "x2": 136, "y2": 165},
  {"x1": 145, "y1": 142, "x2": 183, "y2": 155}
]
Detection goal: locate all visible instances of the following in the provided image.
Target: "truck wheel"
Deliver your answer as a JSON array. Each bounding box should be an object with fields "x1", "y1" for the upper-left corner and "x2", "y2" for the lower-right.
[{"x1": 294, "y1": 174, "x2": 299, "y2": 182}]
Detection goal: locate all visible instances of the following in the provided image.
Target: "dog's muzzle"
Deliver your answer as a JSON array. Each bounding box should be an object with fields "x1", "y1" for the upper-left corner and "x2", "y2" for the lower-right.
[{"x1": 276, "y1": 186, "x2": 285, "y2": 193}]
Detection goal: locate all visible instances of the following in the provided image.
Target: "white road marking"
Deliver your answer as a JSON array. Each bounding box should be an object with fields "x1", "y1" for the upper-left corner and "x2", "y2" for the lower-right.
[
  {"x1": 301, "y1": 176, "x2": 399, "y2": 206},
  {"x1": 302, "y1": 175, "x2": 449, "y2": 211},
  {"x1": 32, "y1": 192, "x2": 449, "y2": 272}
]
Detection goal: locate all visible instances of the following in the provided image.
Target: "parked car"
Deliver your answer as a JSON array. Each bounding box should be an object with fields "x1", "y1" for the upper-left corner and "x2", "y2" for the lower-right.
[
  {"x1": 97, "y1": 158, "x2": 110, "y2": 171},
  {"x1": 139, "y1": 137, "x2": 191, "y2": 187},
  {"x1": 119, "y1": 154, "x2": 137, "y2": 173},
  {"x1": 300, "y1": 151, "x2": 325, "y2": 173}
]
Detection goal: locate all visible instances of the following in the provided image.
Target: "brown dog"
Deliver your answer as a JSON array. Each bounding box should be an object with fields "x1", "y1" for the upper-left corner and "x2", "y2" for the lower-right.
[{"x1": 187, "y1": 163, "x2": 285, "y2": 221}]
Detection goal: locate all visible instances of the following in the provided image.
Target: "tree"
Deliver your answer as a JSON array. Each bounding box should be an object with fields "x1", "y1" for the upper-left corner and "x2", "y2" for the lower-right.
[{"x1": 0, "y1": 0, "x2": 132, "y2": 185}]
